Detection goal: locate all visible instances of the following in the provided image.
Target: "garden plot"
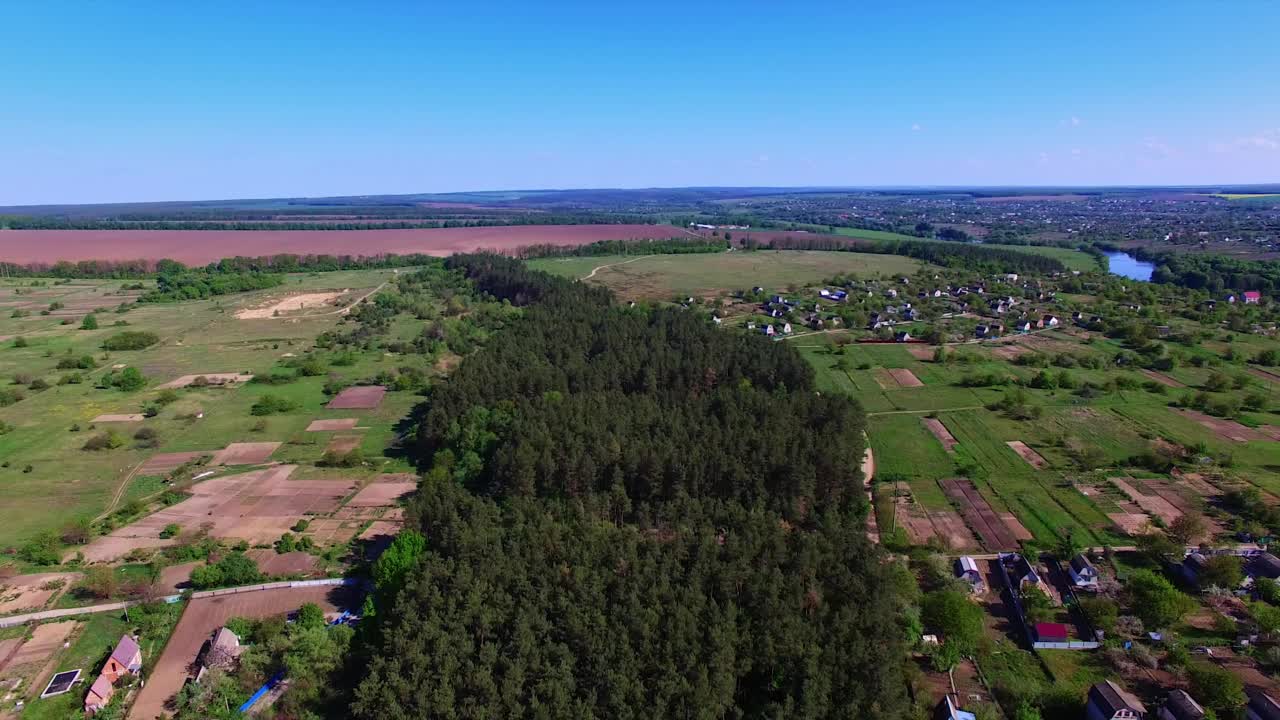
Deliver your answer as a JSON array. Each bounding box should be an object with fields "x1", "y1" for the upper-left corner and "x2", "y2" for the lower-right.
[
  {"x1": 905, "y1": 345, "x2": 937, "y2": 361},
  {"x1": 210, "y1": 441, "x2": 282, "y2": 465},
  {"x1": 91, "y1": 414, "x2": 145, "y2": 423},
  {"x1": 138, "y1": 451, "x2": 209, "y2": 476},
  {"x1": 306, "y1": 418, "x2": 359, "y2": 432},
  {"x1": 921, "y1": 417, "x2": 958, "y2": 452},
  {"x1": 345, "y1": 477, "x2": 416, "y2": 508},
  {"x1": 988, "y1": 343, "x2": 1032, "y2": 360},
  {"x1": 324, "y1": 435, "x2": 363, "y2": 454},
  {"x1": 302, "y1": 518, "x2": 362, "y2": 546},
  {"x1": 874, "y1": 368, "x2": 924, "y2": 389},
  {"x1": 1175, "y1": 409, "x2": 1270, "y2": 443},
  {"x1": 80, "y1": 466, "x2": 357, "y2": 558},
  {"x1": 889, "y1": 483, "x2": 979, "y2": 550},
  {"x1": 1005, "y1": 441, "x2": 1048, "y2": 469},
  {"x1": 0, "y1": 621, "x2": 79, "y2": 692},
  {"x1": 939, "y1": 479, "x2": 1021, "y2": 550},
  {"x1": 246, "y1": 550, "x2": 320, "y2": 576},
  {"x1": 325, "y1": 385, "x2": 386, "y2": 409},
  {"x1": 1110, "y1": 478, "x2": 1183, "y2": 524},
  {"x1": 0, "y1": 573, "x2": 79, "y2": 615},
  {"x1": 157, "y1": 373, "x2": 254, "y2": 389}
]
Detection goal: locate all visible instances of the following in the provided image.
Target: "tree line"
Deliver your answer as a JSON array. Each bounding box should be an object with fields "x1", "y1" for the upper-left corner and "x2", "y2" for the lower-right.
[
  {"x1": 753, "y1": 234, "x2": 1069, "y2": 274},
  {"x1": 1145, "y1": 250, "x2": 1280, "y2": 294}
]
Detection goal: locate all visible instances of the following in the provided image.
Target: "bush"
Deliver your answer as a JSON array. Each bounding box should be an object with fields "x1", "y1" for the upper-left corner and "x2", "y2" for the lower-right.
[
  {"x1": 156, "y1": 388, "x2": 180, "y2": 405},
  {"x1": 80, "y1": 314, "x2": 98, "y2": 330},
  {"x1": 189, "y1": 552, "x2": 264, "y2": 590},
  {"x1": 134, "y1": 426, "x2": 160, "y2": 448},
  {"x1": 159, "y1": 523, "x2": 181, "y2": 539},
  {"x1": 57, "y1": 354, "x2": 96, "y2": 370},
  {"x1": 320, "y1": 448, "x2": 365, "y2": 468},
  {"x1": 250, "y1": 394, "x2": 299, "y2": 416},
  {"x1": 28, "y1": 378, "x2": 50, "y2": 391},
  {"x1": 83, "y1": 431, "x2": 125, "y2": 451},
  {"x1": 101, "y1": 330, "x2": 159, "y2": 351}
]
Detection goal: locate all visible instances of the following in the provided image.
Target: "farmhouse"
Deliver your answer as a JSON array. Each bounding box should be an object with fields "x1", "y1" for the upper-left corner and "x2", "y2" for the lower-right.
[
  {"x1": 85, "y1": 675, "x2": 114, "y2": 714},
  {"x1": 1069, "y1": 554, "x2": 1100, "y2": 589},
  {"x1": 1180, "y1": 552, "x2": 1209, "y2": 584},
  {"x1": 1247, "y1": 692, "x2": 1280, "y2": 720},
  {"x1": 895, "y1": 331, "x2": 912, "y2": 343},
  {"x1": 1245, "y1": 291, "x2": 1263, "y2": 304},
  {"x1": 1034, "y1": 622, "x2": 1069, "y2": 643},
  {"x1": 197, "y1": 627, "x2": 243, "y2": 678},
  {"x1": 1086, "y1": 680, "x2": 1147, "y2": 720},
  {"x1": 935, "y1": 696, "x2": 977, "y2": 720},
  {"x1": 1156, "y1": 690, "x2": 1205, "y2": 720},
  {"x1": 954, "y1": 556, "x2": 983, "y2": 592},
  {"x1": 1014, "y1": 321, "x2": 1033, "y2": 333},
  {"x1": 1041, "y1": 314, "x2": 1060, "y2": 328},
  {"x1": 1008, "y1": 554, "x2": 1043, "y2": 591},
  {"x1": 1250, "y1": 552, "x2": 1280, "y2": 581}
]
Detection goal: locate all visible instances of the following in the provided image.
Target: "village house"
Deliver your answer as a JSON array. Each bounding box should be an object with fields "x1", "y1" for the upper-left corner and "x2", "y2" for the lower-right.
[
  {"x1": 764, "y1": 325, "x2": 775, "y2": 337},
  {"x1": 934, "y1": 696, "x2": 977, "y2": 720},
  {"x1": 1069, "y1": 554, "x2": 1100, "y2": 590},
  {"x1": 85, "y1": 675, "x2": 114, "y2": 714},
  {"x1": 1041, "y1": 314, "x2": 1060, "y2": 328},
  {"x1": 1245, "y1": 291, "x2": 1262, "y2": 304},
  {"x1": 1247, "y1": 691, "x2": 1280, "y2": 720},
  {"x1": 781, "y1": 323, "x2": 793, "y2": 335},
  {"x1": 1014, "y1": 320, "x2": 1033, "y2": 333},
  {"x1": 1250, "y1": 553, "x2": 1280, "y2": 581},
  {"x1": 1008, "y1": 554, "x2": 1043, "y2": 592},
  {"x1": 197, "y1": 627, "x2": 243, "y2": 678},
  {"x1": 1034, "y1": 622, "x2": 1069, "y2": 643},
  {"x1": 954, "y1": 556, "x2": 983, "y2": 592},
  {"x1": 1086, "y1": 680, "x2": 1147, "y2": 720},
  {"x1": 84, "y1": 635, "x2": 143, "y2": 715},
  {"x1": 1156, "y1": 690, "x2": 1205, "y2": 720},
  {"x1": 894, "y1": 330, "x2": 911, "y2": 343},
  {"x1": 1181, "y1": 552, "x2": 1209, "y2": 585},
  {"x1": 975, "y1": 324, "x2": 991, "y2": 338}
]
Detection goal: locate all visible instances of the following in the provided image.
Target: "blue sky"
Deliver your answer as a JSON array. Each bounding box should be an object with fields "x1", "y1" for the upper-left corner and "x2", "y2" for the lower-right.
[{"x1": 2, "y1": 1, "x2": 1278, "y2": 204}]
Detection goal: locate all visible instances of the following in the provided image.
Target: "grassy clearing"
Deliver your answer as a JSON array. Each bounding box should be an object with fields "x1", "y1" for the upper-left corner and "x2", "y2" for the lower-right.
[
  {"x1": 529, "y1": 250, "x2": 929, "y2": 300},
  {"x1": 0, "y1": 269, "x2": 418, "y2": 549}
]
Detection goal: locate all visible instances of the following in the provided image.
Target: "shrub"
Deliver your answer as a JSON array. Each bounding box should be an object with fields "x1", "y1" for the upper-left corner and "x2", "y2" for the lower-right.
[
  {"x1": 80, "y1": 314, "x2": 98, "y2": 330},
  {"x1": 250, "y1": 394, "x2": 299, "y2": 416},
  {"x1": 159, "y1": 523, "x2": 181, "y2": 539},
  {"x1": 156, "y1": 388, "x2": 180, "y2": 405},
  {"x1": 12, "y1": 336, "x2": 28, "y2": 348},
  {"x1": 101, "y1": 330, "x2": 160, "y2": 351},
  {"x1": 320, "y1": 447, "x2": 365, "y2": 468},
  {"x1": 83, "y1": 431, "x2": 125, "y2": 451},
  {"x1": 27, "y1": 378, "x2": 50, "y2": 391},
  {"x1": 189, "y1": 552, "x2": 263, "y2": 590},
  {"x1": 134, "y1": 426, "x2": 160, "y2": 448}
]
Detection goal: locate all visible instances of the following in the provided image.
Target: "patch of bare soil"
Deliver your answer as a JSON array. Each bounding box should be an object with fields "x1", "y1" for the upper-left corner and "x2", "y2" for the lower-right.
[
  {"x1": 1175, "y1": 408, "x2": 1269, "y2": 443},
  {"x1": 157, "y1": 373, "x2": 254, "y2": 389},
  {"x1": 0, "y1": 573, "x2": 80, "y2": 614},
  {"x1": 888, "y1": 368, "x2": 924, "y2": 387},
  {"x1": 1139, "y1": 369, "x2": 1184, "y2": 388},
  {"x1": 1006, "y1": 440, "x2": 1048, "y2": 469},
  {"x1": 1110, "y1": 477, "x2": 1183, "y2": 524},
  {"x1": 922, "y1": 417, "x2": 958, "y2": 452},
  {"x1": 235, "y1": 292, "x2": 345, "y2": 320},
  {"x1": 906, "y1": 345, "x2": 937, "y2": 360}
]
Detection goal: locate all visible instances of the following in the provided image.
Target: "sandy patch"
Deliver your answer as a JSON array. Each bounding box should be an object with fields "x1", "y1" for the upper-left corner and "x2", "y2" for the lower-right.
[
  {"x1": 301, "y1": 518, "x2": 361, "y2": 546},
  {"x1": 0, "y1": 573, "x2": 80, "y2": 615},
  {"x1": 306, "y1": 419, "x2": 359, "y2": 432},
  {"x1": 211, "y1": 442, "x2": 281, "y2": 466},
  {"x1": 1006, "y1": 440, "x2": 1048, "y2": 469},
  {"x1": 922, "y1": 417, "x2": 958, "y2": 452},
  {"x1": 235, "y1": 292, "x2": 344, "y2": 319},
  {"x1": 91, "y1": 414, "x2": 145, "y2": 423},
  {"x1": 157, "y1": 373, "x2": 254, "y2": 389}
]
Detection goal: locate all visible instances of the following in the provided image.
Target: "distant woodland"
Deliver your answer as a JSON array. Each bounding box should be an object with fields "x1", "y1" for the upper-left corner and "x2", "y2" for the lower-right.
[{"x1": 350, "y1": 255, "x2": 908, "y2": 719}]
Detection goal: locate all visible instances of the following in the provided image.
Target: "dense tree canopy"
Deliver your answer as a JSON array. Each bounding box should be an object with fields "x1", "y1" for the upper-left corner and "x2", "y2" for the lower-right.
[{"x1": 352, "y1": 255, "x2": 906, "y2": 719}]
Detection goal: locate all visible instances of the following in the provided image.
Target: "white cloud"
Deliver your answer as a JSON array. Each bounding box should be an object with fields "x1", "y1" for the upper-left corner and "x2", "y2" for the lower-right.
[
  {"x1": 1214, "y1": 128, "x2": 1280, "y2": 152},
  {"x1": 911, "y1": 123, "x2": 922, "y2": 132},
  {"x1": 1070, "y1": 116, "x2": 1081, "y2": 127}
]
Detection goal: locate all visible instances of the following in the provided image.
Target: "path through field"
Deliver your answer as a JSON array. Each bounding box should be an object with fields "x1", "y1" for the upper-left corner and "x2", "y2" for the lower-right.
[{"x1": 581, "y1": 255, "x2": 651, "y2": 280}]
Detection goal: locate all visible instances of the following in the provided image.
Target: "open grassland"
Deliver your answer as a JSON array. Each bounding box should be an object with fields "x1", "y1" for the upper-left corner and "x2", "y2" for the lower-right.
[
  {"x1": 529, "y1": 250, "x2": 929, "y2": 299},
  {"x1": 0, "y1": 269, "x2": 423, "y2": 549},
  {"x1": 1212, "y1": 193, "x2": 1280, "y2": 201}
]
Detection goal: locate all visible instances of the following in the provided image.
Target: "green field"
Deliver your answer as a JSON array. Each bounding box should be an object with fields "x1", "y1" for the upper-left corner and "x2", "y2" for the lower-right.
[
  {"x1": 0, "y1": 269, "x2": 432, "y2": 550},
  {"x1": 529, "y1": 250, "x2": 929, "y2": 299}
]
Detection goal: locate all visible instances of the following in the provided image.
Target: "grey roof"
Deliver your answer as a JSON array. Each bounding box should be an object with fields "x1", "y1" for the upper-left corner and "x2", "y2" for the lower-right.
[
  {"x1": 1089, "y1": 680, "x2": 1146, "y2": 716},
  {"x1": 1249, "y1": 692, "x2": 1280, "y2": 720},
  {"x1": 1252, "y1": 553, "x2": 1280, "y2": 579},
  {"x1": 1161, "y1": 689, "x2": 1204, "y2": 720},
  {"x1": 1070, "y1": 553, "x2": 1095, "y2": 575}
]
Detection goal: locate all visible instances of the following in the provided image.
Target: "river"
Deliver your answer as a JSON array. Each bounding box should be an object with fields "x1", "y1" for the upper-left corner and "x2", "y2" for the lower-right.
[{"x1": 1104, "y1": 251, "x2": 1156, "y2": 281}]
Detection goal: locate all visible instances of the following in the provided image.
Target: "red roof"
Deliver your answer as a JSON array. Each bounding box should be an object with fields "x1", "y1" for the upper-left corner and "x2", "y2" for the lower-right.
[
  {"x1": 1034, "y1": 622, "x2": 1069, "y2": 641},
  {"x1": 1244, "y1": 291, "x2": 1262, "y2": 300}
]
